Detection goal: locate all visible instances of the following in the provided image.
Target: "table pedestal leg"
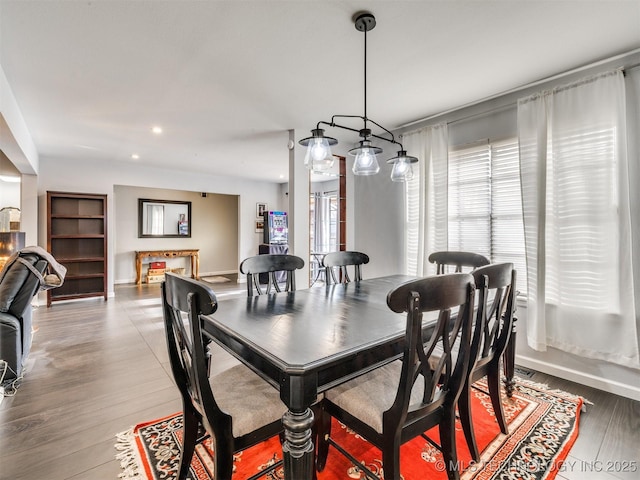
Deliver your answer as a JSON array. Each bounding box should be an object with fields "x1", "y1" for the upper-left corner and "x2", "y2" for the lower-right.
[
  {"x1": 282, "y1": 408, "x2": 315, "y2": 480},
  {"x1": 503, "y1": 315, "x2": 517, "y2": 397}
]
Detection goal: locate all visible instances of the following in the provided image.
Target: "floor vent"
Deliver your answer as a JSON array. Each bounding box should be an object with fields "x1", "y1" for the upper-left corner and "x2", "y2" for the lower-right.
[{"x1": 514, "y1": 366, "x2": 535, "y2": 378}]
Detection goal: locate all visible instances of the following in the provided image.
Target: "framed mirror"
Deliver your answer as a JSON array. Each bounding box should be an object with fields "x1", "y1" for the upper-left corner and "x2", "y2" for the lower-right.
[{"x1": 138, "y1": 199, "x2": 191, "y2": 238}]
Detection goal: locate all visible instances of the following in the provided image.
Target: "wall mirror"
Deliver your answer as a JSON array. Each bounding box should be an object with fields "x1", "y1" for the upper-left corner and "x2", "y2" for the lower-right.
[{"x1": 138, "y1": 199, "x2": 191, "y2": 238}]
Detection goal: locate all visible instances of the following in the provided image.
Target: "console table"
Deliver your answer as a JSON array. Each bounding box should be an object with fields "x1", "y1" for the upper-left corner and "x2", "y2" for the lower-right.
[{"x1": 135, "y1": 249, "x2": 199, "y2": 285}]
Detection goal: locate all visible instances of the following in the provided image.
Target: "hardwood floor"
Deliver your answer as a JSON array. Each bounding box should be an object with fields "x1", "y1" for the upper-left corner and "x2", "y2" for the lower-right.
[{"x1": 1, "y1": 277, "x2": 638, "y2": 479}]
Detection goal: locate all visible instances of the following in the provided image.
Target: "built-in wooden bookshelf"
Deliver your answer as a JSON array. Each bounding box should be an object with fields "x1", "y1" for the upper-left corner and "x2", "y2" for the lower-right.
[{"x1": 47, "y1": 191, "x2": 107, "y2": 306}]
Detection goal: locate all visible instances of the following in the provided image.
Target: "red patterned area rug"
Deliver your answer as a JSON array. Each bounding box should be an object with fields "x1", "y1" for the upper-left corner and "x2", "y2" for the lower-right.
[{"x1": 115, "y1": 378, "x2": 583, "y2": 480}]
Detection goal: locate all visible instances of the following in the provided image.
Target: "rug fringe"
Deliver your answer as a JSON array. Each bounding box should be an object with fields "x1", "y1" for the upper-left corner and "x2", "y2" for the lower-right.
[
  {"x1": 514, "y1": 375, "x2": 592, "y2": 412},
  {"x1": 115, "y1": 426, "x2": 144, "y2": 479}
]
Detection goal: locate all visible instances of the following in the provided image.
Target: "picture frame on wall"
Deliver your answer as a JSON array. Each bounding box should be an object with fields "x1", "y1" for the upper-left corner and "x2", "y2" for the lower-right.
[
  {"x1": 255, "y1": 220, "x2": 264, "y2": 233},
  {"x1": 256, "y1": 202, "x2": 267, "y2": 218}
]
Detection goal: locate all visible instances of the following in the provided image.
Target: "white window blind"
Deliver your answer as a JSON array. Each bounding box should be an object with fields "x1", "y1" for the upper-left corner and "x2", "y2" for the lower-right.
[
  {"x1": 448, "y1": 144, "x2": 491, "y2": 257},
  {"x1": 545, "y1": 125, "x2": 618, "y2": 310},
  {"x1": 448, "y1": 139, "x2": 527, "y2": 294}
]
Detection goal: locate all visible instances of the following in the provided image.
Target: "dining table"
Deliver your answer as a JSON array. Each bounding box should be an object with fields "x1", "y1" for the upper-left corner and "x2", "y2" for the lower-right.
[{"x1": 201, "y1": 274, "x2": 517, "y2": 480}]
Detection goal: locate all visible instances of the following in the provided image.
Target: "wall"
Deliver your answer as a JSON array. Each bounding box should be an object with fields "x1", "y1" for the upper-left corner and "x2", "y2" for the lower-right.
[
  {"x1": 36, "y1": 156, "x2": 282, "y2": 296},
  {"x1": 0, "y1": 180, "x2": 20, "y2": 210},
  {"x1": 352, "y1": 160, "x2": 406, "y2": 278},
  {"x1": 0, "y1": 65, "x2": 38, "y2": 175},
  {"x1": 113, "y1": 186, "x2": 238, "y2": 283}
]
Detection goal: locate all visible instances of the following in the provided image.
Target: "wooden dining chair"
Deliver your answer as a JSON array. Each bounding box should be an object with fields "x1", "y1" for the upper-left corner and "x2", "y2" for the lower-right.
[
  {"x1": 428, "y1": 250, "x2": 490, "y2": 274},
  {"x1": 461, "y1": 262, "x2": 516, "y2": 461},
  {"x1": 161, "y1": 273, "x2": 287, "y2": 480},
  {"x1": 316, "y1": 273, "x2": 476, "y2": 480},
  {"x1": 322, "y1": 250, "x2": 369, "y2": 285},
  {"x1": 428, "y1": 262, "x2": 516, "y2": 462},
  {"x1": 239, "y1": 254, "x2": 304, "y2": 296}
]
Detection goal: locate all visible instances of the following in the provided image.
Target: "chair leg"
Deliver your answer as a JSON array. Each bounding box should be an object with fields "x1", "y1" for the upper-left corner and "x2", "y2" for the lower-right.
[
  {"x1": 214, "y1": 441, "x2": 235, "y2": 480},
  {"x1": 315, "y1": 406, "x2": 331, "y2": 472},
  {"x1": 459, "y1": 381, "x2": 481, "y2": 462},
  {"x1": 178, "y1": 408, "x2": 199, "y2": 480},
  {"x1": 381, "y1": 439, "x2": 402, "y2": 480},
  {"x1": 487, "y1": 368, "x2": 509, "y2": 435},
  {"x1": 440, "y1": 409, "x2": 461, "y2": 480}
]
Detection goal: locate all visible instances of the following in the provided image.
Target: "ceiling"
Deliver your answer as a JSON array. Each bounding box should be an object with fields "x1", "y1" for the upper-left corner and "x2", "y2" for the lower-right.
[{"x1": 1, "y1": 1, "x2": 639, "y2": 183}]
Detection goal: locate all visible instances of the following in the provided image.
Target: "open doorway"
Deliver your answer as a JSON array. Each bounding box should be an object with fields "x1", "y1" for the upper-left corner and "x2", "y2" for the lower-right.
[{"x1": 309, "y1": 156, "x2": 346, "y2": 285}]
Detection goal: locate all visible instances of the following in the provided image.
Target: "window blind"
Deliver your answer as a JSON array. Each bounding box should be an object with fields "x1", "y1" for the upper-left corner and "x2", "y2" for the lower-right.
[
  {"x1": 544, "y1": 125, "x2": 618, "y2": 310},
  {"x1": 448, "y1": 139, "x2": 527, "y2": 294}
]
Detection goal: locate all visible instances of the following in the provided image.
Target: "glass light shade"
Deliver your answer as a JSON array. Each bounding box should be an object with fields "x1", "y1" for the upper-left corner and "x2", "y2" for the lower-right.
[
  {"x1": 299, "y1": 129, "x2": 337, "y2": 172},
  {"x1": 390, "y1": 157, "x2": 414, "y2": 182},
  {"x1": 350, "y1": 140, "x2": 381, "y2": 176},
  {"x1": 304, "y1": 136, "x2": 335, "y2": 171}
]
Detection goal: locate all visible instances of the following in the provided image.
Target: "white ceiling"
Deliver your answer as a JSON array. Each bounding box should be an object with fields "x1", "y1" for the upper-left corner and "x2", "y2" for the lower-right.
[{"x1": 1, "y1": 1, "x2": 639, "y2": 183}]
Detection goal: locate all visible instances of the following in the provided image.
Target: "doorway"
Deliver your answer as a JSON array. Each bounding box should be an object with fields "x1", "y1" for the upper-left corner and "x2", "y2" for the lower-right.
[{"x1": 309, "y1": 156, "x2": 346, "y2": 284}]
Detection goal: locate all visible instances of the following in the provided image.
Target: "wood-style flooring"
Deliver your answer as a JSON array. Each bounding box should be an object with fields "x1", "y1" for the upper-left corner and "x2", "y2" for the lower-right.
[{"x1": 0, "y1": 277, "x2": 638, "y2": 480}]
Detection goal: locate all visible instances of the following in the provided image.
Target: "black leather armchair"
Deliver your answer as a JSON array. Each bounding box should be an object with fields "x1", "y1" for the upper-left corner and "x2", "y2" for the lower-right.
[{"x1": 0, "y1": 252, "x2": 49, "y2": 386}]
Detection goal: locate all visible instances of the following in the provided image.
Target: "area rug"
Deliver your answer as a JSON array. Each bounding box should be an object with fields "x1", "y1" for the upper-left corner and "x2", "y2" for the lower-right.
[
  {"x1": 201, "y1": 276, "x2": 231, "y2": 284},
  {"x1": 115, "y1": 378, "x2": 583, "y2": 480}
]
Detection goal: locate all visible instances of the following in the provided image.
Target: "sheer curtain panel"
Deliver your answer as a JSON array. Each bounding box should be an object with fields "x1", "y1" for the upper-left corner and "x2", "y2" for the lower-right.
[
  {"x1": 403, "y1": 123, "x2": 448, "y2": 276},
  {"x1": 518, "y1": 70, "x2": 639, "y2": 367}
]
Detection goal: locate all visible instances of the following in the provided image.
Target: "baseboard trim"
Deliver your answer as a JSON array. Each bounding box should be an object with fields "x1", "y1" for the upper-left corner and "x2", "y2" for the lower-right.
[{"x1": 516, "y1": 354, "x2": 640, "y2": 402}]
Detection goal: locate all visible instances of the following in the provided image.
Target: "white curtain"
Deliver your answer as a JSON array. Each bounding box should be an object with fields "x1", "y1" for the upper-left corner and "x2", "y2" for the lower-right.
[
  {"x1": 148, "y1": 205, "x2": 164, "y2": 235},
  {"x1": 518, "y1": 70, "x2": 639, "y2": 367},
  {"x1": 312, "y1": 192, "x2": 333, "y2": 253},
  {"x1": 403, "y1": 123, "x2": 448, "y2": 276}
]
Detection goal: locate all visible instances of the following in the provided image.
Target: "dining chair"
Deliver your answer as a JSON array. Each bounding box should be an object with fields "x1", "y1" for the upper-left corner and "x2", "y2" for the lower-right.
[
  {"x1": 161, "y1": 272, "x2": 287, "y2": 480},
  {"x1": 316, "y1": 273, "x2": 476, "y2": 480},
  {"x1": 428, "y1": 250, "x2": 490, "y2": 274},
  {"x1": 321, "y1": 250, "x2": 369, "y2": 285},
  {"x1": 428, "y1": 262, "x2": 516, "y2": 462},
  {"x1": 461, "y1": 262, "x2": 516, "y2": 461},
  {"x1": 239, "y1": 254, "x2": 304, "y2": 296}
]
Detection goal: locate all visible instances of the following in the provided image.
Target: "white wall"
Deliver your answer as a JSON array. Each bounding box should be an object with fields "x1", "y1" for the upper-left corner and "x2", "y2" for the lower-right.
[
  {"x1": 36, "y1": 156, "x2": 282, "y2": 296},
  {"x1": 0, "y1": 180, "x2": 20, "y2": 208},
  {"x1": 352, "y1": 160, "x2": 406, "y2": 278},
  {"x1": 113, "y1": 186, "x2": 239, "y2": 283}
]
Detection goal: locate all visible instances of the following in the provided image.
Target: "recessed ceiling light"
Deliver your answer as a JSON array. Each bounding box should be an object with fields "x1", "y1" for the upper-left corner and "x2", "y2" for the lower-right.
[
  {"x1": 131, "y1": 154, "x2": 140, "y2": 160},
  {"x1": 279, "y1": 174, "x2": 285, "y2": 179},
  {"x1": 151, "y1": 126, "x2": 163, "y2": 134}
]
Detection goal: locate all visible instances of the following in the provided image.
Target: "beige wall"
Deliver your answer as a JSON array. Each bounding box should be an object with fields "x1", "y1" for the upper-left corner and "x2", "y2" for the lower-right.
[{"x1": 114, "y1": 185, "x2": 238, "y2": 283}]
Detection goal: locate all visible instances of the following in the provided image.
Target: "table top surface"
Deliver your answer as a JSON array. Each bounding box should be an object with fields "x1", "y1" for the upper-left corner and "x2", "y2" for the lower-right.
[{"x1": 202, "y1": 274, "x2": 415, "y2": 374}]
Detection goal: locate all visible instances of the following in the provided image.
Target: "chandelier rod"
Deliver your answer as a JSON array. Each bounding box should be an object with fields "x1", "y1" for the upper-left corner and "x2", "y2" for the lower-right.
[{"x1": 363, "y1": 20, "x2": 368, "y2": 128}]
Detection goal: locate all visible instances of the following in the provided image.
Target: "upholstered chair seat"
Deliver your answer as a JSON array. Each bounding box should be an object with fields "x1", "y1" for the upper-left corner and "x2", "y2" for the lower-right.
[{"x1": 211, "y1": 363, "x2": 288, "y2": 438}]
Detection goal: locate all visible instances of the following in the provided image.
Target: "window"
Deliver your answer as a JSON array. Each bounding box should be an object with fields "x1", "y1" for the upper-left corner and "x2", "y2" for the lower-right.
[
  {"x1": 448, "y1": 139, "x2": 527, "y2": 294},
  {"x1": 542, "y1": 125, "x2": 619, "y2": 310}
]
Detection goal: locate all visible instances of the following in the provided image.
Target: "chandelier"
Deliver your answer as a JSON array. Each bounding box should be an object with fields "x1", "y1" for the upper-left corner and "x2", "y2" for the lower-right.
[{"x1": 299, "y1": 12, "x2": 418, "y2": 182}]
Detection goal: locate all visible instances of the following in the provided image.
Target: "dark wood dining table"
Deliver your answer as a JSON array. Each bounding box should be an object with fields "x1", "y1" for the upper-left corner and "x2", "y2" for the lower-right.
[{"x1": 201, "y1": 274, "x2": 517, "y2": 480}]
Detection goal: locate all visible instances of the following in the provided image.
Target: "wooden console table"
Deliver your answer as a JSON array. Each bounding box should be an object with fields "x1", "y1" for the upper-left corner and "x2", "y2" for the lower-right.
[{"x1": 135, "y1": 249, "x2": 199, "y2": 285}]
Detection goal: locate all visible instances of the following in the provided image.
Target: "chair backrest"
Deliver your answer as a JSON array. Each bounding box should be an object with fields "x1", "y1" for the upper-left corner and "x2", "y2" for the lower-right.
[
  {"x1": 384, "y1": 273, "x2": 475, "y2": 428},
  {"x1": 322, "y1": 251, "x2": 369, "y2": 285},
  {"x1": 428, "y1": 251, "x2": 490, "y2": 274},
  {"x1": 469, "y1": 262, "x2": 516, "y2": 376},
  {"x1": 0, "y1": 253, "x2": 48, "y2": 319},
  {"x1": 161, "y1": 273, "x2": 233, "y2": 439},
  {"x1": 239, "y1": 254, "x2": 304, "y2": 296}
]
